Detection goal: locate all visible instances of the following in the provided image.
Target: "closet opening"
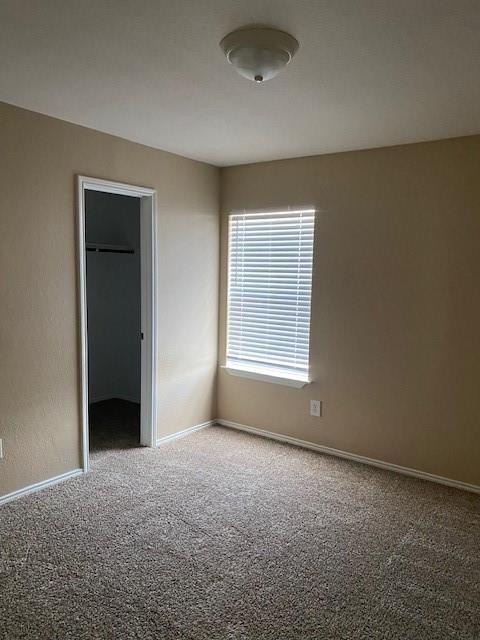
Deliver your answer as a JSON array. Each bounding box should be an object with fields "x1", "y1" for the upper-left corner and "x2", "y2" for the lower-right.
[{"x1": 77, "y1": 177, "x2": 157, "y2": 472}]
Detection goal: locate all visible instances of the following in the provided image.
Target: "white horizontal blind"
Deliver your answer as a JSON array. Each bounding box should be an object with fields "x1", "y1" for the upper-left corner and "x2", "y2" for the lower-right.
[{"x1": 227, "y1": 209, "x2": 315, "y2": 381}]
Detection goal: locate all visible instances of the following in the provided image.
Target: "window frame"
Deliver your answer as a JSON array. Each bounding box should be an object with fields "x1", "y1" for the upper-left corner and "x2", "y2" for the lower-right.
[{"x1": 224, "y1": 208, "x2": 315, "y2": 388}]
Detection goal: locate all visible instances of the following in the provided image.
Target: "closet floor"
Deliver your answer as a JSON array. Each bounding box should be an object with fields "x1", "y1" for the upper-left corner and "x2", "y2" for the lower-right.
[{"x1": 89, "y1": 398, "x2": 140, "y2": 455}]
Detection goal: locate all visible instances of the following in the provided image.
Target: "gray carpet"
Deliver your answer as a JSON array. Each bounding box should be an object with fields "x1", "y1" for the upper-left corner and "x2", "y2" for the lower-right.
[{"x1": 1, "y1": 425, "x2": 479, "y2": 639}]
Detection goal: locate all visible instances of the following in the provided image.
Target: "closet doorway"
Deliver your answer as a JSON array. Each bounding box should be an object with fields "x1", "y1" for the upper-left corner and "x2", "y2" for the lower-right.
[{"x1": 77, "y1": 177, "x2": 157, "y2": 472}]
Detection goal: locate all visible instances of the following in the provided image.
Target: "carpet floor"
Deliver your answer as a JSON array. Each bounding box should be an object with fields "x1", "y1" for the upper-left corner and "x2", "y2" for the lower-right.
[
  {"x1": 1, "y1": 424, "x2": 479, "y2": 639},
  {"x1": 88, "y1": 398, "x2": 140, "y2": 453}
]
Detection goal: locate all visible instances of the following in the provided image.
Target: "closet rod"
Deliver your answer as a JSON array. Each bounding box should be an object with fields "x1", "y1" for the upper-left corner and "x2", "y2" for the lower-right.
[
  {"x1": 86, "y1": 242, "x2": 134, "y2": 254},
  {"x1": 86, "y1": 247, "x2": 134, "y2": 254}
]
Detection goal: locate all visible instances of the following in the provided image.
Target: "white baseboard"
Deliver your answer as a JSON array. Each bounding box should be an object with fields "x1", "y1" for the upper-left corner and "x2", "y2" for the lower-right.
[
  {"x1": 0, "y1": 468, "x2": 84, "y2": 507},
  {"x1": 4, "y1": 420, "x2": 476, "y2": 508},
  {"x1": 216, "y1": 419, "x2": 480, "y2": 495},
  {"x1": 156, "y1": 420, "x2": 214, "y2": 447}
]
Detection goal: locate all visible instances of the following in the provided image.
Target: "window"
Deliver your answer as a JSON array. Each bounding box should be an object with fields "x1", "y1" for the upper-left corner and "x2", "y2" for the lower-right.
[{"x1": 226, "y1": 208, "x2": 315, "y2": 387}]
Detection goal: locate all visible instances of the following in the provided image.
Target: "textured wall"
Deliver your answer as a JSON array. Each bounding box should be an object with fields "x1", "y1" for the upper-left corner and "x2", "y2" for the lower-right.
[
  {"x1": 0, "y1": 102, "x2": 219, "y2": 498},
  {"x1": 219, "y1": 136, "x2": 480, "y2": 486},
  {"x1": 1, "y1": 98, "x2": 478, "y2": 499},
  {"x1": 86, "y1": 191, "x2": 141, "y2": 404}
]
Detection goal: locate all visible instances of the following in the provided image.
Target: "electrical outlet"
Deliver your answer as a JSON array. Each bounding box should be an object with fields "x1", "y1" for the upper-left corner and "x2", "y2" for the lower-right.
[
  {"x1": 0, "y1": 438, "x2": 3, "y2": 459},
  {"x1": 310, "y1": 400, "x2": 322, "y2": 417}
]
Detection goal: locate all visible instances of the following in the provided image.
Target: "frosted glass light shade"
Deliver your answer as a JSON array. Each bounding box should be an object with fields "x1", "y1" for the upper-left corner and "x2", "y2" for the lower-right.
[{"x1": 220, "y1": 27, "x2": 299, "y2": 83}]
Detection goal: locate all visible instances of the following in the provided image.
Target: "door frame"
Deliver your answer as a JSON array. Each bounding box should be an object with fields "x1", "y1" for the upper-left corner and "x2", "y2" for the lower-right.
[{"x1": 77, "y1": 176, "x2": 158, "y2": 472}]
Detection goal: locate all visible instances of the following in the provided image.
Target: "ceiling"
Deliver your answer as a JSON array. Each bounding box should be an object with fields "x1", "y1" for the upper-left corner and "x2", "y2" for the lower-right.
[{"x1": 1, "y1": 0, "x2": 479, "y2": 166}]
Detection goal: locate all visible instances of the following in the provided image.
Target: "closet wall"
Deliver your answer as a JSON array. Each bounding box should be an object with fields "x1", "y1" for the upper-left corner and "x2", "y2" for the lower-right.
[{"x1": 86, "y1": 191, "x2": 141, "y2": 404}]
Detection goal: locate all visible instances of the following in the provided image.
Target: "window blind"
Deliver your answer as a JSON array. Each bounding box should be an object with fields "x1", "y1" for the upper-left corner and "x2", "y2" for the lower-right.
[{"x1": 226, "y1": 209, "x2": 315, "y2": 382}]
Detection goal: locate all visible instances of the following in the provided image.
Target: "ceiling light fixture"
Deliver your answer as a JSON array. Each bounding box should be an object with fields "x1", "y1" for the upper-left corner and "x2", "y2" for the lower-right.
[{"x1": 220, "y1": 26, "x2": 299, "y2": 83}]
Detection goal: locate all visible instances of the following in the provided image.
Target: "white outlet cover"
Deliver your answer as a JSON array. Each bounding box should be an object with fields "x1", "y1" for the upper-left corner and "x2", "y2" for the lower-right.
[{"x1": 310, "y1": 400, "x2": 321, "y2": 417}]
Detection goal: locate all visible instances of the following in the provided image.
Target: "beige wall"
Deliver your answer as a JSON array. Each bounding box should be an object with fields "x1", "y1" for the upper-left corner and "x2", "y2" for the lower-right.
[
  {"x1": 219, "y1": 136, "x2": 480, "y2": 486},
  {"x1": 1, "y1": 99, "x2": 478, "y2": 498},
  {"x1": 0, "y1": 102, "x2": 219, "y2": 497}
]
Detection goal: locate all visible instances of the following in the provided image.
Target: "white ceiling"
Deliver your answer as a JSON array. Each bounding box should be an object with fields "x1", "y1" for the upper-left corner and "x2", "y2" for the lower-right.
[{"x1": 1, "y1": 0, "x2": 479, "y2": 166}]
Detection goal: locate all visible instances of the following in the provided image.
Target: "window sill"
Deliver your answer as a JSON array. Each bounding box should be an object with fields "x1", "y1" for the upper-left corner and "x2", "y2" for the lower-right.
[{"x1": 222, "y1": 366, "x2": 310, "y2": 388}]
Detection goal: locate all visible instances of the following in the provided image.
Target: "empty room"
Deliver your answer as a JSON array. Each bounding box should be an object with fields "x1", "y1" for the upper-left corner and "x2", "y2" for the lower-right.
[{"x1": 0, "y1": 2, "x2": 479, "y2": 639}]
